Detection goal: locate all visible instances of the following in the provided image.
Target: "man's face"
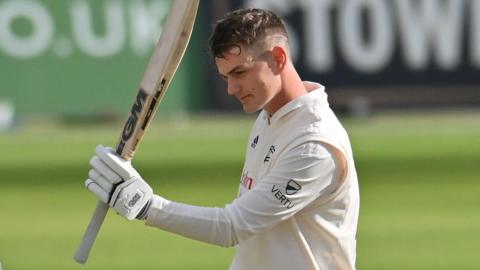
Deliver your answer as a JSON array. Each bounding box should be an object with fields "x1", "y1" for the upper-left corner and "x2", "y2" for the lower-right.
[{"x1": 215, "y1": 46, "x2": 281, "y2": 113}]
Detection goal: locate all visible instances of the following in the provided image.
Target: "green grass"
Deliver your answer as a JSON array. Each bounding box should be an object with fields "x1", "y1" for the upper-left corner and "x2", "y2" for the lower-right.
[{"x1": 0, "y1": 111, "x2": 479, "y2": 269}]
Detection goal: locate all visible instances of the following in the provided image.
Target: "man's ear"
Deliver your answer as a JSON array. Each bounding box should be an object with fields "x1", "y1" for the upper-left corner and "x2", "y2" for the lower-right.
[{"x1": 271, "y1": 46, "x2": 287, "y2": 71}]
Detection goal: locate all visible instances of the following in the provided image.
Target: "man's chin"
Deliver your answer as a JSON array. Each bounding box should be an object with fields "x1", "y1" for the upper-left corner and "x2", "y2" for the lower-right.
[{"x1": 242, "y1": 104, "x2": 261, "y2": 114}]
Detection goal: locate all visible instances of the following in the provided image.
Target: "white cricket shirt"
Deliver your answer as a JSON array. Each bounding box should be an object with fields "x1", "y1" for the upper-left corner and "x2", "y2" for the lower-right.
[{"x1": 146, "y1": 82, "x2": 360, "y2": 270}]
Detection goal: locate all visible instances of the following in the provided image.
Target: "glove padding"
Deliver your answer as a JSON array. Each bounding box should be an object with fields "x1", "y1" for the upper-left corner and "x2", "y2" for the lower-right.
[{"x1": 85, "y1": 145, "x2": 153, "y2": 220}]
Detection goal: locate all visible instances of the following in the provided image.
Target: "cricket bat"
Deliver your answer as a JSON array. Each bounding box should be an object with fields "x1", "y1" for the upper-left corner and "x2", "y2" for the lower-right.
[{"x1": 74, "y1": 0, "x2": 199, "y2": 264}]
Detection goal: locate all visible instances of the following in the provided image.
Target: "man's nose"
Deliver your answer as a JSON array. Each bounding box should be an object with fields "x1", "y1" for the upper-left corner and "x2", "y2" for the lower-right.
[{"x1": 227, "y1": 79, "x2": 240, "y2": 95}]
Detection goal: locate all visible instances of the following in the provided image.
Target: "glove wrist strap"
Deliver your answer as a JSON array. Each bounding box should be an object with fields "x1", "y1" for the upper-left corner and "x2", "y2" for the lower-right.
[{"x1": 136, "y1": 198, "x2": 153, "y2": 220}]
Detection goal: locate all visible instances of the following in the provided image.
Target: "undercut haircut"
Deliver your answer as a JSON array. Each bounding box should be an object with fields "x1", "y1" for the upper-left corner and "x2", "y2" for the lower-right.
[{"x1": 209, "y1": 8, "x2": 289, "y2": 59}]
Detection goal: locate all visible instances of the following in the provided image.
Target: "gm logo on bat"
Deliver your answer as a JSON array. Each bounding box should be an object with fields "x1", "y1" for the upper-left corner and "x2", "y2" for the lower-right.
[{"x1": 116, "y1": 89, "x2": 148, "y2": 154}]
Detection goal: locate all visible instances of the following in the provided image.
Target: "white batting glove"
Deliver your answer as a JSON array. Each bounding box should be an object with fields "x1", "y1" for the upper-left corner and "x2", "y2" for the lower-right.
[{"x1": 85, "y1": 145, "x2": 153, "y2": 220}]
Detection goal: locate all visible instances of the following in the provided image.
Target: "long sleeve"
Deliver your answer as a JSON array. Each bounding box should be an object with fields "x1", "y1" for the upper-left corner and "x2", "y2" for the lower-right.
[
  {"x1": 145, "y1": 141, "x2": 341, "y2": 247},
  {"x1": 145, "y1": 196, "x2": 239, "y2": 247}
]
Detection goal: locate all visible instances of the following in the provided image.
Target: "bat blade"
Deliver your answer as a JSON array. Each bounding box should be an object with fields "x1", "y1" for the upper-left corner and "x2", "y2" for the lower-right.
[{"x1": 74, "y1": 0, "x2": 199, "y2": 264}]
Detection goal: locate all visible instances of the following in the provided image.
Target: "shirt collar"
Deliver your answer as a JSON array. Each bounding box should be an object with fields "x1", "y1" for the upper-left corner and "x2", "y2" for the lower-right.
[{"x1": 262, "y1": 81, "x2": 327, "y2": 125}]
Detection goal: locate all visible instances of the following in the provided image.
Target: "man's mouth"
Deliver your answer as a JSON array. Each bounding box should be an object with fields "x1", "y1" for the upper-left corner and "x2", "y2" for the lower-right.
[{"x1": 239, "y1": 94, "x2": 252, "y2": 103}]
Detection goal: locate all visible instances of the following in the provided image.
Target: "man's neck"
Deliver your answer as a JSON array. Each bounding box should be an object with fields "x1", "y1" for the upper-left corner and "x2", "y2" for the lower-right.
[{"x1": 265, "y1": 64, "x2": 306, "y2": 115}]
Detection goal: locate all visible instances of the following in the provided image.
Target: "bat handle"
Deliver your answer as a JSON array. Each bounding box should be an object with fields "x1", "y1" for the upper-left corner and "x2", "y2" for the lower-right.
[{"x1": 74, "y1": 201, "x2": 109, "y2": 264}]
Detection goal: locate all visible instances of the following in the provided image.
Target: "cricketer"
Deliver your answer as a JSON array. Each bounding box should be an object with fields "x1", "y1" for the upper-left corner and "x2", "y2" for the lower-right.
[{"x1": 85, "y1": 8, "x2": 360, "y2": 270}]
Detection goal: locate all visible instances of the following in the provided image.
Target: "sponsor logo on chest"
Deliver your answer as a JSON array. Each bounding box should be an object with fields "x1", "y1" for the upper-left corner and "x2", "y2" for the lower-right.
[
  {"x1": 264, "y1": 145, "x2": 276, "y2": 163},
  {"x1": 240, "y1": 171, "x2": 254, "y2": 190},
  {"x1": 271, "y1": 180, "x2": 302, "y2": 209}
]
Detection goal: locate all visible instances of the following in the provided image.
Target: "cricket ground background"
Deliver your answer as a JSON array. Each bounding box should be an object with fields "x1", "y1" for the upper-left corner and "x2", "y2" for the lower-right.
[{"x1": 0, "y1": 0, "x2": 479, "y2": 269}]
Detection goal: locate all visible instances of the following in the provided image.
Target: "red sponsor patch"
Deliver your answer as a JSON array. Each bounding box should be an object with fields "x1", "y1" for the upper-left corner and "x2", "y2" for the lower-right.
[{"x1": 240, "y1": 171, "x2": 253, "y2": 190}]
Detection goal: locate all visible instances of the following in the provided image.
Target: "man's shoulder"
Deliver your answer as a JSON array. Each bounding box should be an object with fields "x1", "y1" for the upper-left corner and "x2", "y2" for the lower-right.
[{"x1": 276, "y1": 100, "x2": 348, "y2": 147}]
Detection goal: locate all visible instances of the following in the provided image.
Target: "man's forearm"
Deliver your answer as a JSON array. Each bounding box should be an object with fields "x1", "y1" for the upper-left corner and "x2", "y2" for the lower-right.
[{"x1": 145, "y1": 195, "x2": 238, "y2": 247}]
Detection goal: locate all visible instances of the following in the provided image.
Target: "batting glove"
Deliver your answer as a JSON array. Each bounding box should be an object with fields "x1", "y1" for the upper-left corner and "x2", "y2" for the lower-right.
[{"x1": 85, "y1": 145, "x2": 153, "y2": 220}]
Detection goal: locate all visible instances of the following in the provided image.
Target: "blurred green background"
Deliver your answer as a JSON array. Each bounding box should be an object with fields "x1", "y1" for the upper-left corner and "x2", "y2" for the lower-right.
[
  {"x1": 0, "y1": 112, "x2": 479, "y2": 269},
  {"x1": 1, "y1": 0, "x2": 480, "y2": 269}
]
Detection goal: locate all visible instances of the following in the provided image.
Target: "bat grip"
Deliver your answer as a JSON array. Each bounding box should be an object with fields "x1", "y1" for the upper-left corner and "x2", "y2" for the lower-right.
[{"x1": 74, "y1": 201, "x2": 109, "y2": 264}]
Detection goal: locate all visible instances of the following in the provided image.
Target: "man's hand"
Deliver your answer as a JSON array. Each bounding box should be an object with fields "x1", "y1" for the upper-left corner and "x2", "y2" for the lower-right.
[{"x1": 85, "y1": 145, "x2": 153, "y2": 220}]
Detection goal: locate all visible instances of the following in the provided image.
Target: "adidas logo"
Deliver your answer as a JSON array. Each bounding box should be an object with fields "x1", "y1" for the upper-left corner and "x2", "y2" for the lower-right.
[{"x1": 251, "y1": 135, "x2": 259, "y2": 148}]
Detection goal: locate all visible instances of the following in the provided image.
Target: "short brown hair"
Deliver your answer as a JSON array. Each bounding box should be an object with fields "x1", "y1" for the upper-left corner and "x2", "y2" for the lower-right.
[{"x1": 209, "y1": 8, "x2": 288, "y2": 58}]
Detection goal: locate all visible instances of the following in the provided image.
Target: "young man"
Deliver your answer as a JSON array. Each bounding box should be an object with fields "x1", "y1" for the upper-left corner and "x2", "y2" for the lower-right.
[{"x1": 85, "y1": 8, "x2": 360, "y2": 270}]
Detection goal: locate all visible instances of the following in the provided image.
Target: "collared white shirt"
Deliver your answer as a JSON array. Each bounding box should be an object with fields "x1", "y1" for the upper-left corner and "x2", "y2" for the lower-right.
[{"x1": 146, "y1": 82, "x2": 360, "y2": 270}]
